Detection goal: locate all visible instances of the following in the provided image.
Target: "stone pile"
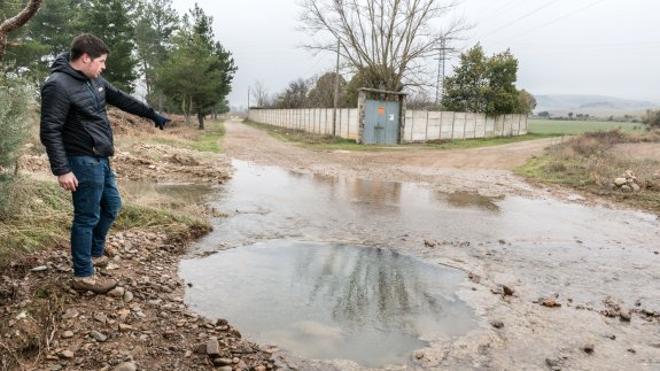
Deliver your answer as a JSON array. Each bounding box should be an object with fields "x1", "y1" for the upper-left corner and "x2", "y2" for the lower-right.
[{"x1": 612, "y1": 169, "x2": 641, "y2": 193}]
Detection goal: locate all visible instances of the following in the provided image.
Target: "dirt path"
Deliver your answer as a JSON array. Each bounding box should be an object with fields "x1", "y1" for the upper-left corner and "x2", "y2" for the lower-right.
[
  {"x1": 223, "y1": 120, "x2": 560, "y2": 197},
  {"x1": 217, "y1": 120, "x2": 660, "y2": 371}
]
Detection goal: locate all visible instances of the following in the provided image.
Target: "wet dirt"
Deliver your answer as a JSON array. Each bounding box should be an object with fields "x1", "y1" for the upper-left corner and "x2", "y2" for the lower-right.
[{"x1": 182, "y1": 141, "x2": 660, "y2": 371}]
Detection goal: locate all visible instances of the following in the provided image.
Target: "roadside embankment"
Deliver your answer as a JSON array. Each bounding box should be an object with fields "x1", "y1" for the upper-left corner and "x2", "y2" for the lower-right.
[
  {"x1": 0, "y1": 110, "x2": 277, "y2": 370},
  {"x1": 516, "y1": 129, "x2": 660, "y2": 214}
]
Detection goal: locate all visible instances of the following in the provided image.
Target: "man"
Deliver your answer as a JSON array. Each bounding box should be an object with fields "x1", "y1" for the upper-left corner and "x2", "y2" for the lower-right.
[{"x1": 40, "y1": 34, "x2": 169, "y2": 294}]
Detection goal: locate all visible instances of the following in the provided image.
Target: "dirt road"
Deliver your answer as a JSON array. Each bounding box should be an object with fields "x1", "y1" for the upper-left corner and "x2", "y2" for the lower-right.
[
  {"x1": 214, "y1": 120, "x2": 660, "y2": 371},
  {"x1": 224, "y1": 120, "x2": 561, "y2": 197}
]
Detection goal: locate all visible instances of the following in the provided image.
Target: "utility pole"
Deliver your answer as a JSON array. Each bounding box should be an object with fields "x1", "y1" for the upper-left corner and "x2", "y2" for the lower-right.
[
  {"x1": 435, "y1": 37, "x2": 447, "y2": 106},
  {"x1": 332, "y1": 38, "x2": 341, "y2": 136}
]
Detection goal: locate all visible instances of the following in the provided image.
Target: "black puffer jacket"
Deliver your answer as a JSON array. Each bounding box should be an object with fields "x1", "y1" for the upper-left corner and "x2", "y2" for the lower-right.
[{"x1": 40, "y1": 53, "x2": 157, "y2": 176}]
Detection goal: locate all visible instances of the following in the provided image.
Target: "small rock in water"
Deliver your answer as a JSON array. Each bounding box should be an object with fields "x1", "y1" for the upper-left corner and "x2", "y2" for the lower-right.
[
  {"x1": 502, "y1": 285, "x2": 515, "y2": 296},
  {"x1": 619, "y1": 308, "x2": 631, "y2": 322},
  {"x1": 541, "y1": 298, "x2": 561, "y2": 308},
  {"x1": 490, "y1": 320, "x2": 504, "y2": 329},
  {"x1": 545, "y1": 357, "x2": 561, "y2": 371}
]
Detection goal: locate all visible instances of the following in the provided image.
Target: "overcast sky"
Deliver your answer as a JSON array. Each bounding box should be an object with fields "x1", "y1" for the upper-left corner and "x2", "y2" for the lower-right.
[{"x1": 171, "y1": 0, "x2": 660, "y2": 108}]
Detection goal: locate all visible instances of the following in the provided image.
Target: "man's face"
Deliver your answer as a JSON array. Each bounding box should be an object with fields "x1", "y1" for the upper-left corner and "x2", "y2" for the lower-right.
[{"x1": 80, "y1": 53, "x2": 107, "y2": 79}]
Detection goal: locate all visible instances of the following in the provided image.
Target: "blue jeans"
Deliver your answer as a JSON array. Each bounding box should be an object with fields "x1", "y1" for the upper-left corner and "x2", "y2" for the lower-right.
[{"x1": 68, "y1": 156, "x2": 122, "y2": 277}]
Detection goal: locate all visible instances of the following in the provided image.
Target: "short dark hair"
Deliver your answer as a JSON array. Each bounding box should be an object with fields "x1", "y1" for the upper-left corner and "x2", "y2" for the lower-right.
[{"x1": 70, "y1": 34, "x2": 109, "y2": 61}]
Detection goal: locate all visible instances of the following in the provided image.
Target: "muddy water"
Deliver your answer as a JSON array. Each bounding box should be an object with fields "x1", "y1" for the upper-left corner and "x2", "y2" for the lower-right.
[
  {"x1": 180, "y1": 241, "x2": 475, "y2": 367},
  {"x1": 181, "y1": 160, "x2": 660, "y2": 368}
]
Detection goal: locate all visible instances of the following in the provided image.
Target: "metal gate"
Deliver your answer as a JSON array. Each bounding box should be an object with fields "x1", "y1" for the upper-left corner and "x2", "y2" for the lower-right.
[{"x1": 363, "y1": 99, "x2": 400, "y2": 144}]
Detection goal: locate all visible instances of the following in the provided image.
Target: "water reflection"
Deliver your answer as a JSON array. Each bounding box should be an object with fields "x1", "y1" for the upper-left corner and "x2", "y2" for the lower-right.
[{"x1": 180, "y1": 241, "x2": 475, "y2": 367}]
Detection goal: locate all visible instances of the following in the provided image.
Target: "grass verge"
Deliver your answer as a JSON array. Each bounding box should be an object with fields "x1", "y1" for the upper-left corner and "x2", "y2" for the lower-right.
[
  {"x1": 516, "y1": 130, "x2": 660, "y2": 213},
  {"x1": 244, "y1": 119, "x2": 557, "y2": 151},
  {"x1": 528, "y1": 119, "x2": 644, "y2": 135},
  {"x1": 0, "y1": 178, "x2": 210, "y2": 268}
]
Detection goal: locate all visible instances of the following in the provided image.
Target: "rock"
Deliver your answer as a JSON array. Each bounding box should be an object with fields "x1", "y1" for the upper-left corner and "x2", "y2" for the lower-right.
[
  {"x1": 123, "y1": 291, "x2": 134, "y2": 303},
  {"x1": 541, "y1": 298, "x2": 561, "y2": 308},
  {"x1": 502, "y1": 285, "x2": 515, "y2": 296},
  {"x1": 212, "y1": 358, "x2": 233, "y2": 366},
  {"x1": 255, "y1": 366, "x2": 267, "y2": 371},
  {"x1": 62, "y1": 330, "x2": 74, "y2": 339},
  {"x1": 93, "y1": 312, "x2": 108, "y2": 324},
  {"x1": 619, "y1": 308, "x2": 631, "y2": 322},
  {"x1": 498, "y1": 239, "x2": 506, "y2": 245},
  {"x1": 582, "y1": 343, "x2": 594, "y2": 354},
  {"x1": 216, "y1": 367, "x2": 232, "y2": 371},
  {"x1": 58, "y1": 350, "x2": 74, "y2": 359},
  {"x1": 423, "y1": 240, "x2": 436, "y2": 247},
  {"x1": 193, "y1": 343, "x2": 206, "y2": 354},
  {"x1": 113, "y1": 362, "x2": 137, "y2": 371},
  {"x1": 468, "y1": 272, "x2": 481, "y2": 284},
  {"x1": 490, "y1": 320, "x2": 504, "y2": 329},
  {"x1": 545, "y1": 357, "x2": 561, "y2": 371},
  {"x1": 627, "y1": 348, "x2": 636, "y2": 354},
  {"x1": 118, "y1": 323, "x2": 134, "y2": 332},
  {"x1": 107, "y1": 287, "x2": 125, "y2": 298},
  {"x1": 90, "y1": 330, "x2": 107, "y2": 342},
  {"x1": 614, "y1": 178, "x2": 627, "y2": 186},
  {"x1": 49, "y1": 364, "x2": 63, "y2": 371},
  {"x1": 631, "y1": 183, "x2": 641, "y2": 192},
  {"x1": 620, "y1": 185, "x2": 632, "y2": 193},
  {"x1": 62, "y1": 309, "x2": 79, "y2": 319},
  {"x1": 206, "y1": 337, "x2": 220, "y2": 356},
  {"x1": 31, "y1": 265, "x2": 48, "y2": 272}
]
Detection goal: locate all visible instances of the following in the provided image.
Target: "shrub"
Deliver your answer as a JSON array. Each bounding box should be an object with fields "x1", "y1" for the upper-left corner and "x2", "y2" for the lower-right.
[
  {"x1": 643, "y1": 109, "x2": 660, "y2": 129},
  {"x1": 0, "y1": 74, "x2": 32, "y2": 215}
]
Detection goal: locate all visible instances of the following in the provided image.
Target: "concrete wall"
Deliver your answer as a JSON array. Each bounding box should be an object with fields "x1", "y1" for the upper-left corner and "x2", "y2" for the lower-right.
[
  {"x1": 248, "y1": 108, "x2": 360, "y2": 140},
  {"x1": 248, "y1": 108, "x2": 527, "y2": 143},
  {"x1": 403, "y1": 111, "x2": 528, "y2": 142}
]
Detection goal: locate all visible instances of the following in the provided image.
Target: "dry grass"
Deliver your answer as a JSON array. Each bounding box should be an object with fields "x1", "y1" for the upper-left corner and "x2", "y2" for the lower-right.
[{"x1": 517, "y1": 130, "x2": 660, "y2": 213}]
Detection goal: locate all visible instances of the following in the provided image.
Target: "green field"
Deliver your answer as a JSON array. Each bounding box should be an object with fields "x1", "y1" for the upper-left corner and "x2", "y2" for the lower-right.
[{"x1": 528, "y1": 119, "x2": 645, "y2": 135}]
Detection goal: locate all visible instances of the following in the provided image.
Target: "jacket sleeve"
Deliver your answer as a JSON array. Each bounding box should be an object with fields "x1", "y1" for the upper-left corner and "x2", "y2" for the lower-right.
[
  {"x1": 40, "y1": 78, "x2": 72, "y2": 176},
  {"x1": 103, "y1": 79, "x2": 156, "y2": 121}
]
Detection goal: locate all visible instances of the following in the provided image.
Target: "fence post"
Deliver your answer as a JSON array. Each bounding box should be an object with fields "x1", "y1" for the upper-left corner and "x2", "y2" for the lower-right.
[
  {"x1": 410, "y1": 111, "x2": 414, "y2": 141},
  {"x1": 450, "y1": 112, "x2": 455, "y2": 140},
  {"x1": 439, "y1": 111, "x2": 443, "y2": 140},
  {"x1": 425, "y1": 111, "x2": 429, "y2": 142}
]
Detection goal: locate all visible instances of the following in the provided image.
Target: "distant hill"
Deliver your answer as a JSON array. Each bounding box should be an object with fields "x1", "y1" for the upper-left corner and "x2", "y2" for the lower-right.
[{"x1": 534, "y1": 95, "x2": 659, "y2": 117}]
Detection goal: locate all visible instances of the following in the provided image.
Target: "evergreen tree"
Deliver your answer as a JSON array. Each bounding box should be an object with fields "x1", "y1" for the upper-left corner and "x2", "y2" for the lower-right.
[
  {"x1": 78, "y1": 0, "x2": 138, "y2": 92},
  {"x1": 134, "y1": 0, "x2": 179, "y2": 106},
  {"x1": 154, "y1": 5, "x2": 236, "y2": 129}
]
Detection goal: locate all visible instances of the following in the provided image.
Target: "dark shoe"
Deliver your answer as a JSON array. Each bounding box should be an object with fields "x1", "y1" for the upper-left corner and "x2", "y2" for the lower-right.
[
  {"x1": 71, "y1": 275, "x2": 117, "y2": 294},
  {"x1": 92, "y1": 256, "x2": 109, "y2": 268}
]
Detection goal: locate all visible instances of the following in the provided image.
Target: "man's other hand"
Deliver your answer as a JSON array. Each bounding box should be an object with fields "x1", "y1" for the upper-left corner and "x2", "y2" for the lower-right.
[
  {"x1": 58, "y1": 172, "x2": 78, "y2": 192},
  {"x1": 153, "y1": 113, "x2": 170, "y2": 130}
]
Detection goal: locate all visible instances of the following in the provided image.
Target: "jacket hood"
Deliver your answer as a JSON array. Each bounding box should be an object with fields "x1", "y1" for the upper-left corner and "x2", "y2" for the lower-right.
[{"x1": 51, "y1": 53, "x2": 88, "y2": 81}]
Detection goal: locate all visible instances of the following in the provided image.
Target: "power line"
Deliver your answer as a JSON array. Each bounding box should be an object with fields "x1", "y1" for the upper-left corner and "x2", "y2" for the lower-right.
[
  {"x1": 480, "y1": 0, "x2": 563, "y2": 40},
  {"x1": 506, "y1": 0, "x2": 610, "y2": 42}
]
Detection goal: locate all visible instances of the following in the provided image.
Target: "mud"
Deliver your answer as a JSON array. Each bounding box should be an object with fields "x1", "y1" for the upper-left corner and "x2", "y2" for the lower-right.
[{"x1": 181, "y1": 120, "x2": 660, "y2": 370}]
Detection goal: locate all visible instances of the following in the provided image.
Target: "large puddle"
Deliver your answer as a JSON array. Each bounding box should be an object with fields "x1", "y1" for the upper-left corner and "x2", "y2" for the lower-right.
[
  {"x1": 180, "y1": 160, "x2": 660, "y2": 367},
  {"x1": 180, "y1": 241, "x2": 474, "y2": 367}
]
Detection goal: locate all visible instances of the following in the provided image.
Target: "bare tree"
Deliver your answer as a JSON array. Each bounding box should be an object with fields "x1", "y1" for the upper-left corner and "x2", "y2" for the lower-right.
[
  {"x1": 0, "y1": 0, "x2": 43, "y2": 61},
  {"x1": 251, "y1": 80, "x2": 270, "y2": 107},
  {"x1": 299, "y1": 0, "x2": 466, "y2": 91}
]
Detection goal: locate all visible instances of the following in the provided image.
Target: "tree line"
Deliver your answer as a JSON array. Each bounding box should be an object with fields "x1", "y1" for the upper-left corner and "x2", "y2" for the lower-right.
[
  {"x1": 256, "y1": 44, "x2": 536, "y2": 115},
  {"x1": 1, "y1": 0, "x2": 236, "y2": 128}
]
